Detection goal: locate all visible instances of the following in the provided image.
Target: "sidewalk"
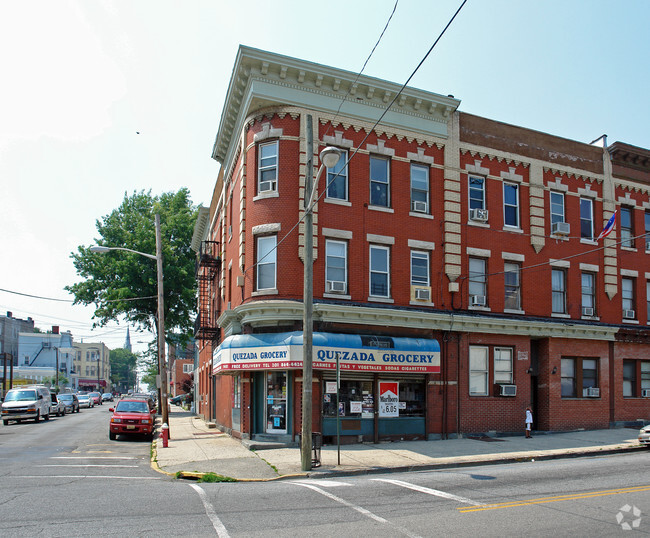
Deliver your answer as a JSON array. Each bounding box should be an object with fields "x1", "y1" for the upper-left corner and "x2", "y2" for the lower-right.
[{"x1": 152, "y1": 405, "x2": 646, "y2": 481}]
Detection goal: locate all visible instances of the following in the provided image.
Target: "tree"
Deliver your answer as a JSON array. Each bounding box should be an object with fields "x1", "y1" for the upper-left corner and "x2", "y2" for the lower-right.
[
  {"x1": 66, "y1": 189, "x2": 198, "y2": 346},
  {"x1": 109, "y1": 348, "x2": 138, "y2": 393}
]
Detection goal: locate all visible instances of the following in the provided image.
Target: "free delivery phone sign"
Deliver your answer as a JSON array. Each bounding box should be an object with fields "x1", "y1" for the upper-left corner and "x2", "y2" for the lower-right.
[{"x1": 379, "y1": 381, "x2": 399, "y2": 417}]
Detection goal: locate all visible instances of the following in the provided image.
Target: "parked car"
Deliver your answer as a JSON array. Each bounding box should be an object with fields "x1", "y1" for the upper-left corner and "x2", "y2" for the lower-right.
[
  {"x1": 130, "y1": 393, "x2": 156, "y2": 413},
  {"x1": 2, "y1": 385, "x2": 52, "y2": 424},
  {"x1": 57, "y1": 393, "x2": 80, "y2": 414},
  {"x1": 639, "y1": 425, "x2": 650, "y2": 446},
  {"x1": 101, "y1": 393, "x2": 114, "y2": 402},
  {"x1": 109, "y1": 399, "x2": 156, "y2": 441},
  {"x1": 169, "y1": 394, "x2": 188, "y2": 405},
  {"x1": 89, "y1": 392, "x2": 103, "y2": 405},
  {"x1": 77, "y1": 394, "x2": 94, "y2": 408},
  {"x1": 50, "y1": 394, "x2": 66, "y2": 417}
]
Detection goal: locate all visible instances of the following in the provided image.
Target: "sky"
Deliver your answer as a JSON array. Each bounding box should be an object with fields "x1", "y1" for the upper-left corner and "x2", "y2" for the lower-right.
[{"x1": 1, "y1": 0, "x2": 648, "y2": 356}]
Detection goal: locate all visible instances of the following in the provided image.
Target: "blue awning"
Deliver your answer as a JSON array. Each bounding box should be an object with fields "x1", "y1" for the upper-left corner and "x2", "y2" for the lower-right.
[{"x1": 213, "y1": 331, "x2": 440, "y2": 374}]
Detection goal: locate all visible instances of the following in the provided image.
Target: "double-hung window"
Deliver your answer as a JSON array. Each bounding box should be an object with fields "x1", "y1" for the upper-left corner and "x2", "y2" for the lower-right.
[
  {"x1": 503, "y1": 182, "x2": 519, "y2": 228},
  {"x1": 325, "y1": 240, "x2": 347, "y2": 293},
  {"x1": 369, "y1": 245, "x2": 390, "y2": 297},
  {"x1": 504, "y1": 262, "x2": 521, "y2": 310},
  {"x1": 494, "y1": 348, "x2": 514, "y2": 384},
  {"x1": 469, "y1": 346, "x2": 514, "y2": 395},
  {"x1": 182, "y1": 364, "x2": 193, "y2": 374},
  {"x1": 258, "y1": 141, "x2": 278, "y2": 194},
  {"x1": 469, "y1": 176, "x2": 485, "y2": 210},
  {"x1": 550, "y1": 192, "x2": 565, "y2": 226},
  {"x1": 647, "y1": 280, "x2": 650, "y2": 321},
  {"x1": 469, "y1": 258, "x2": 487, "y2": 306},
  {"x1": 622, "y1": 277, "x2": 635, "y2": 317},
  {"x1": 410, "y1": 251, "x2": 430, "y2": 287},
  {"x1": 581, "y1": 272, "x2": 596, "y2": 316},
  {"x1": 326, "y1": 149, "x2": 348, "y2": 201},
  {"x1": 410, "y1": 164, "x2": 429, "y2": 213},
  {"x1": 623, "y1": 360, "x2": 636, "y2": 397},
  {"x1": 552, "y1": 269, "x2": 566, "y2": 314},
  {"x1": 469, "y1": 346, "x2": 489, "y2": 396},
  {"x1": 561, "y1": 358, "x2": 599, "y2": 398},
  {"x1": 620, "y1": 206, "x2": 634, "y2": 248},
  {"x1": 645, "y1": 211, "x2": 650, "y2": 249},
  {"x1": 370, "y1": 156, "x2": 390, "y2": 207},
  {"x1": 580, "y1": 198, "x2": 594, "y2": 239},
  {"x1": 256, "y1": 236, "x2": 277, "y2": 291}
]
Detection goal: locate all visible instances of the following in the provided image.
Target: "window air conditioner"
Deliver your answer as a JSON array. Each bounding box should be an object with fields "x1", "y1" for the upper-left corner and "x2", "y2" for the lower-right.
[
  {"x1": 623, "y1": 309, "x2": 636, "y2": 319},
  {"x1": 470, "y1": 295, "x2": 486, "y2": 307},
  {"x1": 258, "y1": 180, "x2": 276, "y2": 193},
  {"x1": 326, "y1": 280, "x2": 346, "y2": 293},
  {"x1": 641, "y1": 389, "x2": 650, "y2": 398},
  {"x1": 583, "y1": 387, "x2": 600, "y2": 398},
  {"x1": 582, "y1": 307, "x2": 594, "y2": 317},
  {"x1": 499, "y1": 384, "x2": 517, "y2": 396},
  {"x1": 411, "y1": 200, "x2": 427, "y2": 213},
  {"x1": 470, "y1": 208, "x2": 488, "y2": 222},
  {"x1": 551, "y1": 221, "x2": 570, "y2": 236},
  {"x1": 414, "y1": 288, "x2": 430, "y2": 301}
]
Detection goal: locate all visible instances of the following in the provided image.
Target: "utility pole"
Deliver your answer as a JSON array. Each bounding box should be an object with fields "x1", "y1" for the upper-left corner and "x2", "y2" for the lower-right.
[
  {"x1": 301, "y1": 115, "x2": 314, "y2": 471},
  {"x1": 156, "y1": 214, "x2": 170, "y2": 435}
]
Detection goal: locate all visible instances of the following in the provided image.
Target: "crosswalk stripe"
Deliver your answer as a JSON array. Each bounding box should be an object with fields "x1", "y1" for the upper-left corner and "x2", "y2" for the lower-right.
[{"x1": 372, "y1": 478, "x2": 484, "y2": 506}]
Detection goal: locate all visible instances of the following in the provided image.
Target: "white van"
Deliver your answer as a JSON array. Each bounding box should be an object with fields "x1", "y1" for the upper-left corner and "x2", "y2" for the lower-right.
[{"x1": 1, "y1": 385, "x2": 52, "y2": 425}]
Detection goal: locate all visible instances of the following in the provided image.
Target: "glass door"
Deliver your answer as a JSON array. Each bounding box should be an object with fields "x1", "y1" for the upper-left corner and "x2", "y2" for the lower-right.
[{"x1": 265, "y1": 371, "x2": 287, "y2": 434}]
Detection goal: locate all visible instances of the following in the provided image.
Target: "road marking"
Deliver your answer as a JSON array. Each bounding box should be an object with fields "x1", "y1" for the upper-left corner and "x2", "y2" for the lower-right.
[
  {"x1": 458, "y1": 484, "x2": 650, "y2": 513},
  {"x1": 372, "y1": 478, "x2": 484, "y2": 506},
  {"x1": 36, "y1": 463, "x2": 139, "y2": 468},
  {"x1": 15, "y1": 475, "x2": 160, "y2": 480},
  {"x1": 51, "y1": 456, "x2": 137, "y2": 460},
  {"x1": 294, "y1": 482, "x2": 421, "y2": 538},
  {"x1": 189, "y1": 484, "x2": 230, "y2": 538},
  {"x1": 291, "y1": 479, "x2": 352, "y2": 487}
]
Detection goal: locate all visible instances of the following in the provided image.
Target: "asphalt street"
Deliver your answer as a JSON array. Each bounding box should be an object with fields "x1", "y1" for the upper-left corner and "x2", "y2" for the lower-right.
[{"x1": 0, "y1": 408, "x2": 647, "y2": 536}]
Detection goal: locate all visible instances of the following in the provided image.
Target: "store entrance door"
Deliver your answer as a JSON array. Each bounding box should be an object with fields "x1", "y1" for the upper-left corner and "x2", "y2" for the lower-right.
[{"x1": 265, "y1": 371, "x2": 287, "y2": 434}]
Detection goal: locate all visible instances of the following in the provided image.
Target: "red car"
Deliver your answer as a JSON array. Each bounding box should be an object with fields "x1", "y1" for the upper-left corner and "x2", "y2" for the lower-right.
[
  {"x1": 89, "y1": 392, "x2": 103, "y2": 405},
  {"x1": 109, "y1": 399, "x2": 156, "y2": 441}
]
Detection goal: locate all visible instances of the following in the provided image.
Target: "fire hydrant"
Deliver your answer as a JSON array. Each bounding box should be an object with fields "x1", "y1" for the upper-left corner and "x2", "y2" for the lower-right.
[{"x1": 161, "y1": 422, "x2": 169, "y2": 448}]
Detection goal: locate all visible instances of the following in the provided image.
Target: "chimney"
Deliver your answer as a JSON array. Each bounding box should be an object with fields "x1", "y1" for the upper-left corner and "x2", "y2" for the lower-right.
[
  {"x1": 52, "y1": 326, "x2": 60, "y2": 334},
  {"x1": 7, "y1": 311, "x2": 12, "y2": 318}
]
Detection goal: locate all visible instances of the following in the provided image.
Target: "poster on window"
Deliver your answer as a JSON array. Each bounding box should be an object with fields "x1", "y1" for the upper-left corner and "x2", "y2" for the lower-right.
[{"x1": 379, "y1": 381, "x2": 399, "y2": 417}]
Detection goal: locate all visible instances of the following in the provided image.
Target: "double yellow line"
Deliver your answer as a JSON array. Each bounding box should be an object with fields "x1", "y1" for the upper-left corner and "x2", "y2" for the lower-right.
[{"x1": 458, "y1": 485, "x2": 650, "y2": 513}]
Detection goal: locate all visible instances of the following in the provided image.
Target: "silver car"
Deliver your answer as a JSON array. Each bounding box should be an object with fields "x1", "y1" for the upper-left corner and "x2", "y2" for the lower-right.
[
  {"x1": 50, "y1": 394, "x2": 66, "y2": 417},
  {"x1": 77, "y1": 394, "x2": 93, "y2": 408},
  {"x1": 639, "y1": 425, "x2": 650, "y2": 446}
]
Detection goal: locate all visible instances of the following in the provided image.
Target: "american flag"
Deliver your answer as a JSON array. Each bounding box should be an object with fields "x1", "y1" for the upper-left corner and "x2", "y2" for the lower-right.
[{"x1": 596, "y1": 210, "x2": 617, "y2": 241}]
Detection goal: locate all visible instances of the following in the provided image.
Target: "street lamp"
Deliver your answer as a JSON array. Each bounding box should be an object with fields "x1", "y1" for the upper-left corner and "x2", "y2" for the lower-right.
[
  {"x1": 90, "y1": 213, "x2": 169, "y2": 435},
  {"x1": 301, "y1": 126, "x2": 342, "y2": 471}
]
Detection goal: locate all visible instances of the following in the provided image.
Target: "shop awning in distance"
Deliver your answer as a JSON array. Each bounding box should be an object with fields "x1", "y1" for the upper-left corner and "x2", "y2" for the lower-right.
[{"x1": 213, "y1": 331, "x2": 440, "y2": 374}]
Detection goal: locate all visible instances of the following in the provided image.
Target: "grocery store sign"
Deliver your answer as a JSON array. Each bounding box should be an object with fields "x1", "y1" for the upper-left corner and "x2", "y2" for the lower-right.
[{"x1": 213, "y1": 332, "x2": 440, "y2": 374}]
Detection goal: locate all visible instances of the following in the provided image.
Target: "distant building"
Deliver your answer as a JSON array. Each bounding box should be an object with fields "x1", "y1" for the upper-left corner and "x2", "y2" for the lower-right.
[
  {"x1": 72, "y1": 342, "x2": 112, "y2": 392},
  {"x1": 15, "y1": 326, "x2": 74, "y2": 388},
  {"x1": 0, "y1": 311, "x2": 35, "y2": 365},
  {"x1": 169, "y1": 341, "x2": 195, "y2": 397},
  {"x1": 124, "y1": 327, "x2": 132, "y2": 352}
]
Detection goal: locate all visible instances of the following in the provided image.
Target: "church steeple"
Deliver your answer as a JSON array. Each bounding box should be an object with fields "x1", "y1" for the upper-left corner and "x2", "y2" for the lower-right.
[{"x1": 124, "y1": 327, "x2": 132, "y2": 352}]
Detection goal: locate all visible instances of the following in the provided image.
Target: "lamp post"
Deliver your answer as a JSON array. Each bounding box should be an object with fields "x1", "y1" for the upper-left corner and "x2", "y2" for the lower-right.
[
  {"x1": 301, "y1": 115, "x2": 341, "y2": 471},
  {"x1": 90, "y1": 213, "x2": 169, "y2": 435}
]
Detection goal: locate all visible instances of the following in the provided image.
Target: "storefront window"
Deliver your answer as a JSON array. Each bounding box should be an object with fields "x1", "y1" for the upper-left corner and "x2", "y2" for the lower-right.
[
  {"x1": 322, "y1": 380, "x2": 425, "y2": 418},
  {"x1": 398, "y1": 382, "x2": 425, "y2": 417},
  {"x1": 266, "y1": 371, "x2": 286, "y2": 433},
  {"x1": 323, "y1": 380, "x2": 373, "y2": 418}
]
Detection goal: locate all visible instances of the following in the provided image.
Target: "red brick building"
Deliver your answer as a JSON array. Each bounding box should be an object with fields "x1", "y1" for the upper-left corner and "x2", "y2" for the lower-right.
[{"x1": 191, "y1": 46, "x2": 650, "y2": 443}]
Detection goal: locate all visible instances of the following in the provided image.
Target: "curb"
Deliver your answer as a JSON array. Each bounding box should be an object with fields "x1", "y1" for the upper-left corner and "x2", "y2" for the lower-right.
[{"x1": 150, "y1": 442, "x2": 645, "y2": 482}]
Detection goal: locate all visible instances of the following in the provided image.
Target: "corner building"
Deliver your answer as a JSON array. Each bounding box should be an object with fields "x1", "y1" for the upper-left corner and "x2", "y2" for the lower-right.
[{"x1": 192, "y1": 46, "x2": 650, "y2": 443}]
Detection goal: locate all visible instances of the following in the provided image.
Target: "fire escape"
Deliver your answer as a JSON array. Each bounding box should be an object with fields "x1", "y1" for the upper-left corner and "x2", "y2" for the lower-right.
[{"x1": 194, "y1": 240, "x2": 221, "y2": 342}]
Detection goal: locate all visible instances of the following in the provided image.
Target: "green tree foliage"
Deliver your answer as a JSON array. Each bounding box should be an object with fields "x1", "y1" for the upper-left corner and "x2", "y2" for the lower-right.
[
  {"x1": 66, "y1": 189, "x2": 198, "y2": 345},
  {"x1": 109, "y1": 348, "x2": 138, "y2": 393}
]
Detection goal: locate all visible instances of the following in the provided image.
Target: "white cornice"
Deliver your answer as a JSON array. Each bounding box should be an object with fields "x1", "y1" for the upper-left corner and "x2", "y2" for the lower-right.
[
  {"x1": 217, "y1": 300, "x2": 620, "y2": 341},
  {"x1": 213, "y1": 46, "x2": 461, "y2": 165}
]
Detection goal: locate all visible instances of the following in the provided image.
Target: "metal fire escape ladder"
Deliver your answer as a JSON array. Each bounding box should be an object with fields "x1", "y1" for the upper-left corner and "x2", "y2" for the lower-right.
[{"x1": 194, "y1": 240, "x2": 221, "y2": 342}]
